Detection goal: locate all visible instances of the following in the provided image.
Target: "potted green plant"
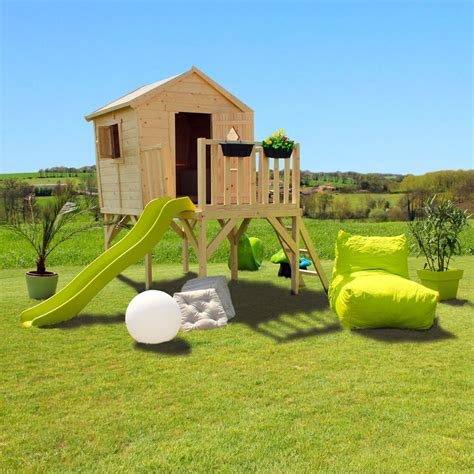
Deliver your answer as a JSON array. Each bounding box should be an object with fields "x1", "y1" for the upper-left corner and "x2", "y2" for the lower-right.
[
  {"x1": 408, "y1": 196, "x2": 470, "y2": 300},
  {"x1": 262, "y1": 129, "x2": 295, "y2": 158},
  {"x1": 5, "y1": 188, "x2": 98, "y2": 299}
]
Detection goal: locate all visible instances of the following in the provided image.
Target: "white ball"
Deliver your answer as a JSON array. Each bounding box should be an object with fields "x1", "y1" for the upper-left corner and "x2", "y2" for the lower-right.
[{"x1": 125, "y1": 290, "x2": 181, "y2": 344}]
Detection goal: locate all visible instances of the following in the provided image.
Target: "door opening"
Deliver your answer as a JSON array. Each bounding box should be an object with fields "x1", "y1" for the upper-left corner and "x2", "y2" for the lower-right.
[{"x1": 175, "y1": 112, "x2": 211, "y2": 203}]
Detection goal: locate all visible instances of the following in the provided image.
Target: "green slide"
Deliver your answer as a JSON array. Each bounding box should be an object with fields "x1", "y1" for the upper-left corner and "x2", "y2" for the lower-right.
[
  {"x1": 232, "y1": 234, "x2": 264, "y2": 271},
  {"x1": 20, "y1": 197, "x2": 195, "y2": 328}
]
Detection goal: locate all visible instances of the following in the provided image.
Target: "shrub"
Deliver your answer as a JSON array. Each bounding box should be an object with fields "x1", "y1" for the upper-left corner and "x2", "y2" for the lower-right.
[
  {"x1": 387, "y1": 206, "x2": 406, "y2": 221},
  {"x1": 334, "y1": 198, "x2": 352, "y2": 221},
  {"x1": 0, "y1": 178, "x2": 34, "y2": 222},
  {"x1": 369, "y1": 208, "x2": 388, "y2": 222}
]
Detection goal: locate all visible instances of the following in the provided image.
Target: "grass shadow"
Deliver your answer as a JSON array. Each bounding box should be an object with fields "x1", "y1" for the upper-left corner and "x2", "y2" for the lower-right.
[
  {"x1": 228, "y1": 278, "x2": 340, "y2": 343},
  {"x1": 44, "y1": 313, "x2": 123, "y2": 329},
  {"x1": 43, "y1": 273, "x2": 338, "y2": 344},
  {"x1": 354, "y1": 318, "x2": 456, "y2": 343},
  {"x1": 116, "y1": 272, "x2": 339, "y2": 343},
  {"x1": 440, "y1": 298, "x2": 473, "y2": 307},
  {"x1": 134, "y1": 337, "x2": 191, "y2": 356},
  {"x1": 116, "y1": 272, "x2": 198, "y2": 294}
]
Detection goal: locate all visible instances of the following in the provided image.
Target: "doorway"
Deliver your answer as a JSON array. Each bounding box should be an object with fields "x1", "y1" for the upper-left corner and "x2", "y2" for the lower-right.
[{"x1": 175, "y1": 112, "x2": 211, "y2": 202}]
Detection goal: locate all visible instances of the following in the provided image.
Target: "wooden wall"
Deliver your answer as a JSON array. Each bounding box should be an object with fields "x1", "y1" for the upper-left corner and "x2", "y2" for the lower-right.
[
  {"x1": 135, "y1": 71, "x2": 253, "y2": 206},
  {"x1": 212, "y1": 112, "x2": 254, "y2": 204},
  {"x1": 94, "y1": 108, "x2": 143, "y2": 215},
  {"x1": 93, "y1": 71, "x2": 254, "y2": 213}
]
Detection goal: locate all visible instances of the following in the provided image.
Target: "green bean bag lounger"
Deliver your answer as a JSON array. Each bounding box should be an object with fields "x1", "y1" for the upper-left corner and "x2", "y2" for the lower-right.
[
  {"x1": 229, "y1": 234, "x2": 263, "y2": 271},
  {"x1": 329, "y1": 230, "x2": 439, "y2": 330}
]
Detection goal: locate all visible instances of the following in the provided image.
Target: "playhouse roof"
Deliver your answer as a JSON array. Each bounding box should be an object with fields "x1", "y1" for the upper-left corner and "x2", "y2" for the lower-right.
[{"x1": 85, "y1": 66, "x2": 252, "y2": 121}]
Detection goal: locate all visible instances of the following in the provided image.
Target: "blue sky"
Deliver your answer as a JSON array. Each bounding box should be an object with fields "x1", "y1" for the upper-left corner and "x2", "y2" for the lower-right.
[{"x1": 1, "y1": 0, "x2": 472, "y2": 174}]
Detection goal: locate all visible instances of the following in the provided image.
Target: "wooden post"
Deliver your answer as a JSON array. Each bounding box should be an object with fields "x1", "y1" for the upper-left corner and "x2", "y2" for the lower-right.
[
  {"x1": 257, "y1": 147, "x2": 264, "y2": 204},
  {"x1": 229, "y1": 226, "x2": 238, "y2": 281},
  {"x1": 292, "y1": 143, "x2": 300, "y2": 205},
  {"x1": 145, "y1": 253, "x2": 153, "y2": 289},
  {"x1": 211, "y1": 144, "x2": 218, "y2": 205},
  {"x1": 237, "y1": 158, "x2": 244, "y2": 205},
  {"x1": 273, "y1": 158, "x2": 280, "y2": 204},
  {"x1": 250, "y1": 147, "x2": 257, "y2": 205},
  {"x1": 197, "y1": 138, "x2": 206, "y2": 209},
  {"x1": 283, "y1": 159, "x2": 290, "y2": 204},
  {"x1": 291, "y1": 216, "x2": 300, "y2": 295},
  {"x1": 224, "y1": 157, "x2": 231, "y2": 205},
  {"x1": 198, "y1": 217, "x2": 207, "y2": 277},
  {"x1": 103, "y1": 213, "x2": 110, "y2": 250},
  {"x1": 262, "y1": 155, "x2": 270, "y2": 205},
  {"x1": 182, "y1": 230, "x2": 189, "y2": 273}
]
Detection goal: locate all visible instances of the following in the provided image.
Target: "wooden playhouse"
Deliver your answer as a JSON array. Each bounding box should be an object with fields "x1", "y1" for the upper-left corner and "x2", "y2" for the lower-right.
[{"x1": 85, "y1": 66, "x2": 328, "y2": 294}]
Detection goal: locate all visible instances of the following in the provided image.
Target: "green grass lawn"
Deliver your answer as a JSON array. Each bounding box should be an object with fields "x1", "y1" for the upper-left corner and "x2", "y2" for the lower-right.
[
  {"x1": 1, "y1": 218, "x2": 473, "y2": 270},
  {"x1": 1, "y1": 258, "x2": 473, "y2": 471}
]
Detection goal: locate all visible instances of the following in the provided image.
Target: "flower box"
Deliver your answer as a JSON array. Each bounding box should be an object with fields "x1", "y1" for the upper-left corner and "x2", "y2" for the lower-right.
[
  {"x1": 262, "y1": 129, "x2": 294, "y2": 159},
  {"x1": 263, "y1": 147, "x2": 292, "y2": 159},
  {"x1": 220, "y1": 143, "x2": 254, "y2": 158}
]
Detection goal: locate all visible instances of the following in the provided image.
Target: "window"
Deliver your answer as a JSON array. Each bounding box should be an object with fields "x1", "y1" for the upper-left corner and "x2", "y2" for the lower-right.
[{"x1": 97, "y1": 123, "x2": 121, "y2": 159}]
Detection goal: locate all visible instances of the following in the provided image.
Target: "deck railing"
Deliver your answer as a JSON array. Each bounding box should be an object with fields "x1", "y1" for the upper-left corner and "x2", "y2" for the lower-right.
[{"x1": 197, "y1": 138, "x2": 300, "y2": 210}]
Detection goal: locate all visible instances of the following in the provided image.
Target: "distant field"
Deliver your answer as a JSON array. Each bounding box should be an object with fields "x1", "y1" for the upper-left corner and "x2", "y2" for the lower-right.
[
  {"x1": 303, "y1": 179, "x2": 358, "y2": 188},
  {"x1": 333, "y1": 192, "x2": 404, "y2": 207},
  {"x1": 301, "y1": 192, "x2": 405, "y2": 211},
  {"x1": 0, "y1": 172, "x2": 95, "y2": 185}
]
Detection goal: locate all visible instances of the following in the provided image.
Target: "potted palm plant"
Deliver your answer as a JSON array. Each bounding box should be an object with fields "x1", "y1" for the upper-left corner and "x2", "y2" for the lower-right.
[
  {"x1": 5, "y1": 188, "x2": 98, "y2": 299},
  {"x1": 408, "y1": 196, "x2": 470, "y2": 300},
  {"x1": 262, "y1": 129, "x2": 295, "y2": 158}
]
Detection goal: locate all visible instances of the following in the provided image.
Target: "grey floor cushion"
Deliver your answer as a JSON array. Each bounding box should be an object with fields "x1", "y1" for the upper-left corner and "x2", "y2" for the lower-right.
[
  {"x1": 182, "y1": 276, "x2": 235, "y2": 319},
  {"x1": 174, "y1": 289, "x2": 228, "y2": 332}
]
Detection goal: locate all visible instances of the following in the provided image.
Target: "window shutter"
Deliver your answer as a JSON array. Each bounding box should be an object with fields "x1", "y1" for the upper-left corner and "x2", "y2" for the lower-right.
[{"x1": 98, "y1": 126, "x2": 113, "y2": 159}]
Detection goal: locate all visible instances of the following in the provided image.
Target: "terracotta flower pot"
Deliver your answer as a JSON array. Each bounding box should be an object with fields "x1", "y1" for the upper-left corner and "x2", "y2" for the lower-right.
[
  {"x1": 26, "y1": 271, "x2": 59, "y2": 300},
  {"x1": 417, "y1": 268, "x2": 464, "y2": 301}
]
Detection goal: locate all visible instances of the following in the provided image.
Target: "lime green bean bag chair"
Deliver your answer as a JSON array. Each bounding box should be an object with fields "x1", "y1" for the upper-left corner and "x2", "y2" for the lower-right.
[
  {"x1": 230, "y1": 234, "x2": 263, "y2": 271},
  {"x1": 329, "y1": 231, "x2": 438, "y2": 330}
]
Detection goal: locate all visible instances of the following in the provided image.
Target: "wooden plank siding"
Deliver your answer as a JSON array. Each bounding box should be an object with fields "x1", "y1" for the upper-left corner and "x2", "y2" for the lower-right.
[
  {"x1": 135, "y1": 71, "x2": 247, "y2": 207},
  {"x1": 93, "y1": 70, "x2": 254, "y2": 214},
  {"x1": 94, "y1": 108, "x2": 143, "y2": 215},
  {"x1": 212, "y1": 112, "x2": 254, "y2": 205}
]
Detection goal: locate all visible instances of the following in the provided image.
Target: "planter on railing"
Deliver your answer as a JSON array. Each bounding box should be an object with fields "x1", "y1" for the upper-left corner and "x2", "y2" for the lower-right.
[
  {"x1": 220, "y1": 142, "x2": 254, "y2": 158},
  {"x1": 263, "y1": 147, "x2": 293, "y2": 159}
]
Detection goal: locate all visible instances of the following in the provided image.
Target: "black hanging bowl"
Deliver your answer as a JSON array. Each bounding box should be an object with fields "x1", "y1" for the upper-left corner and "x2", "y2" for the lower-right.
[
  {"x1": 263, "y1": 147, "x2": 293, "y2": 159},
  {"x1": 220, "y1": 142, "x2": 254, "y2": 158}
]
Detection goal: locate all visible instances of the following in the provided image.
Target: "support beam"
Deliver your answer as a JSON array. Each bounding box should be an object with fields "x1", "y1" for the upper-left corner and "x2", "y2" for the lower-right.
[
  {"x1": 218, "y1": 219, "x2": 239, "y2": 281},
  {"x1": 145, "y1": 253, "x2": 153, "y2": 290},
  {"x1": 235, "y1": 218, "x2": 252, "y2": 242},
  {"x1": 169, "y1": 220, "x2": 185, "y2": 238},
  {"x1": 290, "y1": 216, "x2": 300, "y2": 295},
  {"x1": 127, "y1": 215, "x2": 153, "y2": 289},
  {"x1": 229, "y1": 226, "x2": 238, "y2": 281},
  {"x1": 300, "y1": 219, "x2": 329, "y2": 292},
  {"x1": 181, "y1": 219, "x2": 199, "y2": 252},
  {"x1": 267, "y1": 217, "x2": 298, "y2": 254},
  {"x1": 182, "y1": 232, "x2": 189, "y2": 273},
  {"x1": 207, "y1": 218, "x2": 238, "y2": 259},
  {"x1": 198, "y1": 218, "x2": 207, "y2": 277},
  {"x1": 104, "y1": 214, "x2": 130, "y2": 250}
]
